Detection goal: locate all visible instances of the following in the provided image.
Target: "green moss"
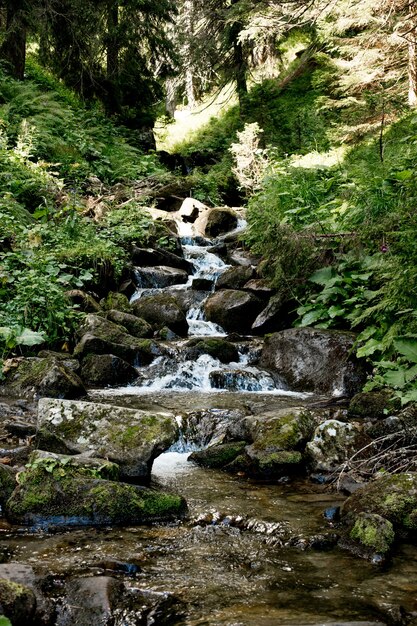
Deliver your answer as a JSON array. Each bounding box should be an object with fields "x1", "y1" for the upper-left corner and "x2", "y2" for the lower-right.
[
  {"x1": 7, "y1": 466, "x2": 187, "y2": 526},
  {"x1": 254, "y1": 411, "x2": 313, "y2": 451},
  {"x1": 350, "y1": 513, "x2": 395, "y2": 554},
  {"x1": 343, "y1": 472, "x2": 417, "y2": 530},
  {"x1": 100, "y1": 292, "x2": 131, "y2": 313},
  {"x1": 189, "y1": 442, "x2": 247, "y2": 469},
  {"x1": 258, "y1": 450, "x2": 303, "y2": 470}
]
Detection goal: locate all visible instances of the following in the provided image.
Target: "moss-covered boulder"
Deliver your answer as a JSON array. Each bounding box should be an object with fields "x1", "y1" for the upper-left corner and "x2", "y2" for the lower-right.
[
  {"x1": 0, "y1": 465, "x2": 17, "y2": 506},
  {"x1": 100, "y1": 291, "x2": 131, "y2": 313},
  {"x1": 0, "y1": 357, "x2": 86, "y2": 400},
  {"x1": 204, "y1": 290, "x2": 264, "y2": 334},
  {"x1": 188, "y1": 442, "x2": 247, "y2": 469},
  {"x1": 6, "y1": 463, "x2": 187, "y2": 528},
  {"x1": 104, "y1": 310, "x2": 153, "y2": 338},
  {"x1": 80, "y1": 354, "x2": 138, "y2": 387},
  {"x1": 36, "y1": 398, "x2": 179, "y2": 481},
  {"x1": 306, "y1": 419, "x2": 368, "y2": 473},
  {"x1": 28, "y1": 450, "x2": 121, "y2": 481},
  {"x1": 74, "y1": 314, "x2": 162, "y2": 364},
  {"x1": 348, "y1": 391, "x2": 393, "y2": 420},
  {"x1": 348, "y1": 512, "x2": 395, "y2": 556},
  {"x1": 131, "y1": 246, "x2": 192, "y2": 272},
  {"x1": 131, "y1": 294, "x2": 189, "y2": 336},
  {"x1": 341, "y1": 473, "x2": 417, "y2": 531},
  {"x1": 260, "y1": 328, "x2": 367, "y2": 396},
  {"x1": 184, "y1": 338, "x2": 239, "y2": 364},
  {"x1": 0, "y1": 578, "x2": 37, "y2": 625},
  {"x1": 215, "y1": 266, "x2": 254, "y2": 290},
  {"x1": 241, "y1": 409, "x2": 315, "y2": 478}
]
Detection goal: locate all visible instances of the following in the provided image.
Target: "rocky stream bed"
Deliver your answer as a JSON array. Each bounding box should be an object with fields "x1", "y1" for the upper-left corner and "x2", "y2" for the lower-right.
[{"x1": 1, "y1": 200, "x2": 417, "y2": 625}]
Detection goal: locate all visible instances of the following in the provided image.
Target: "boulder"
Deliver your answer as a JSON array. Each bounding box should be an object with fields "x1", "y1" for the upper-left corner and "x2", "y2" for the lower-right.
[
  {"x1": 348, "y1": 512, "x2": 395, "y2": 556},
  {"x1": 260, "y1": 328, "x2": 367, "y2": 396},
  {"x1": 6, "y1": 463, "x2": 187, "y2": 527},
  {"x1": 0, "y1": 465, "x2": 17, "y2": 505},
  {"x1": 251, "y1": 293, "x2": 293, "y2": 334},
  {"x1": 0, "y1": 577, "x2": 37, "y2": 625},
  {"x1": 240, "y1": 409, "x2": 315, "y2": 478},
  {"x1": 215, "y1": 266, "x2": 254, "y2": 290},
  {"x1": 201, "y1": 207, "x2": 238, "y2": 238},
  {"x1": 131, "y1": 295, "x2": 189, "y2": 336},
  {"x1": 348, "y1": 391, "x2": 393, "y2": 420},
  {"x1": 341, "y1": 472, "x2": 417, "y2": 531},
  {"x1": 0, "y1": 357, "x2": 86, "y2": 400},
  {"x1": 36, "y1": 398, "x2": 179, "y2": 481},
  {"x1": 306, "y1": 420, "x2": 366, "y2": 472},
  {"x1": 243, "y1": 279, "x2": 274, "y2": 298},
  {"x1": 73, "y1": 314, "x2": 162, "y2": 364},
  {"x1": 103, "y1": 310, "x2": 153, "y2": 338},
  {"x1": 0, "y1": 564, "x2": 52, "y2": 625},
  {"x1": 188, "y1": 442, "x2": 247, "y2": 469},
  {"x1": 29, "y1": 450, "x2": 120, "y2": 481},
  {"x1": 204, "y1": 290, "x2": 264, "y2": 334},
  {"x1": 80, "y1": 354, "x2": 138, "y2": 387},
  {"x1": 131, "y1": 247, "x2": 192, "y2": 272},
  {"x1": 184, "y1": 338, "x2": 239, "y2": 364},
  {"x1": 135, "y1": 266, "x2": 189, "y2": 289}
]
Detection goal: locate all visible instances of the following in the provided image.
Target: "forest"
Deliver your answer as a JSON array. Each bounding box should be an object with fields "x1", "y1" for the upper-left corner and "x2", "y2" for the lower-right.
[
  {"x1": 1, "y1": 0, "x2": 417, "y2": 405},
  {"x1": 1, "y1": 0, "x2": 417, "y2": 623}
]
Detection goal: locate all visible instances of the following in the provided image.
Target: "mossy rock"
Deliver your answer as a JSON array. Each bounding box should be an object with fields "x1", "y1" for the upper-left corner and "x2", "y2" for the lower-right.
[
  {"x1": 349, "y1": 512, "x2": 395, "y2": 556},
  {"x1": 74, "y1": 314, "x2": 162, "y2": 364},
  {"x1": 6, "y1": 466, "x2": 187, "y2": 528},
  {"x1": 348, "y1": 391, "x2": 393, "y2": 420},
  {"x1": 104, "y1": 310, "x2": 153, "y2": 338},
  {"x1": 0, "y1": 578, "x2": 36, "y2": 625},
  {"x1": 306, "y1": 419, "x2": 367, "y2": 473},
  {"x1": 238, "y1": 409, "x2": 314, "y2": 478},
  {"x1": 250, "y1": 410, "x2": 315, "y2": 452},
  {"x1": 184, "y1": 338, "x2": 239, "y2": 364},
  {"x1": 36, "y1": 398, "x2": 179, "y2": 481},
  {"x1": 80, "y1": 354, "x2": 138, "y2": 387},
  {"x1": 0, "y1": 466, "x2": 17, "y2": 506},
  {"x1": 342, "y1": 473, "x2": 417, "y2": 531},
  {"x1": 188, "y1": 442, "x2": 246, "y2": 469},
  {"x1": 0, "y1": 357, "x2": 85, "y2": 400},
  {"x1": 28, "y1": 450, "x2": 121, "y2": 482},
  {"x1": 100, "y1": 291, "x2": 131, "y2": 313}
]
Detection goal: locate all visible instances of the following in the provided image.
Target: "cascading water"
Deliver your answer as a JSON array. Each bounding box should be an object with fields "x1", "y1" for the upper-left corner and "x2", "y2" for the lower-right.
[{"x1": 126, "y1": 224, "x2": 303, "y2": 395}]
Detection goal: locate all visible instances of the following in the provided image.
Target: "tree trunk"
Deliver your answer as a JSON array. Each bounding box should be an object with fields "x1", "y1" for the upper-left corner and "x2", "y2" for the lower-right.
[
  {"x1": 229, "y1": 0, "x2": 247, "y2": 114},
  {"x1": 408, "y1": 27, "x2": 417, "y2": 106},
  {"x1": 105, "y1": 1, "x2": 121, "y2": 114},
  {"x1": 0, "y1": 0, "x2": 27, "y2": 80},
  {"x1": 183, "y1": 0, "x2": 196, "y2": 108}
]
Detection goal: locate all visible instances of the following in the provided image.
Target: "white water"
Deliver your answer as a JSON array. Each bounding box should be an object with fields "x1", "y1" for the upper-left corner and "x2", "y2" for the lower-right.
[{"x1": 125, "y1": 221, "x2": 311, "y2": 395}]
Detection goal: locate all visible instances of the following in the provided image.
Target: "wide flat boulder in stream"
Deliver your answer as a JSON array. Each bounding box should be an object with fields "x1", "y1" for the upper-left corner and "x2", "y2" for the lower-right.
[
  {"x1": 260, "y1": 328, "x2": 367, "y2": 396},
  {"x1": 36, "y1": 398, "x2": 179, "y2": 481},
  {"x1": 204, "y1": 290, "x2": 264, "y2": 334},
  {"x1": 6, "y1": 455, "x2": 186, "y2": 527}
]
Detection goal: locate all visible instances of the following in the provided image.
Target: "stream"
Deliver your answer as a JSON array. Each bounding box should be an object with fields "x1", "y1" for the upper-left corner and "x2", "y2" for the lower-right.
[{"x1": 1, "y1": 227, "x2": 417, "y2": 625}]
